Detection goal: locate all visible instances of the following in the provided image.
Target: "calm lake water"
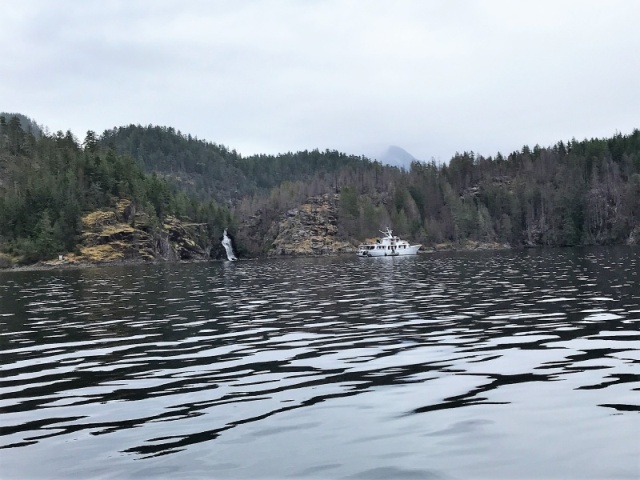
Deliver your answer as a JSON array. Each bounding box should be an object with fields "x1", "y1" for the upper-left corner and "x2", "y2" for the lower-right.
[{"x1": 1, "y1": 248, "x2": 639, "y2": 479}]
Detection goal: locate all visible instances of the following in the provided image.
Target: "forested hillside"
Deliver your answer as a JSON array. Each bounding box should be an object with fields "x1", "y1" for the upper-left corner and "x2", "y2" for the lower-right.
[
  {"x1": 0, "y1": 115, "x2": 232, "y2": 265},
  {"x1": 100, "y1": 124, "x2": 376, "y2": 203},
  {"x1": 103, "y1": 124, "x2": 640, "y2": 250},
  {"x1": 1, "y1": 114, "x2": 639, "y2": 266}
]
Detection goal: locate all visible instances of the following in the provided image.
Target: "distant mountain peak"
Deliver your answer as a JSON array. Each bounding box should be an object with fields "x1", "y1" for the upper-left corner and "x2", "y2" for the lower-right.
[{"x1": 376, "y1": 145, "x2": 416, "y2": 169}]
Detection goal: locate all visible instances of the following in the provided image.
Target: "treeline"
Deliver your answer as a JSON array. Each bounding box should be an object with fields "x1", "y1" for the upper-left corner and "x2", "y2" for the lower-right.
[
  {"x1": 98, "y1": 125, "x2": 408, "y2": 248},
  {"x1": 0, "y1": 115, "x2": 232, "y2": 263},
  {"x1": 338, "y1": 133, "x2": 640, "y2": 247},
  {"x1": 101, "y1": 125, "x2": 640, "y2": 248},
  {"x1": 69, "y1": 123, "x2": 640, "y2": 251},
  {"x1": 2, "y1": 116, "x2": 639, "y2": 263},
  {"x1": 223, "y1": 130, "x2": 640, "y2": 250},
  {"x1": 101, "y1": 124, "x2": 375, "y2": 202},
  {"x1": 404, "y1": 134, "x2": 640, "y2": 246}
]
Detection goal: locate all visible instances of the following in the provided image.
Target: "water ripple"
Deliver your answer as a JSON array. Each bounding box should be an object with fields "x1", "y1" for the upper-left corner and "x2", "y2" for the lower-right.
[{"x1": 1, "y1": 247, "x2": 639, "y2": 479}]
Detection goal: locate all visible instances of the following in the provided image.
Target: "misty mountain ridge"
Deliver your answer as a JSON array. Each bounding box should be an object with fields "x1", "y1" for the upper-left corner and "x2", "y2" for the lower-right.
[{"x1": 375, "y1": 145, "x2": 417, "y2": 169}]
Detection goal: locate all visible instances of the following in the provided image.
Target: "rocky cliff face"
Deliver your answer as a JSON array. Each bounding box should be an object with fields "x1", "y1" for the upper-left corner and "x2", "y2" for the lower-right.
[
  {"x1": 70, "y1": 199, "x2": 210, "y2": 264},
  {"x1": 267, "y1": 194, "x2": 356, "y2": 256}
]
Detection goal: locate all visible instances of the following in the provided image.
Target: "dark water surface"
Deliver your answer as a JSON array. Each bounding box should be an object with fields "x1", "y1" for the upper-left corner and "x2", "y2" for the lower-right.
[{"x1": 1, "y1": 248, "x2": 639, "y2": 479}]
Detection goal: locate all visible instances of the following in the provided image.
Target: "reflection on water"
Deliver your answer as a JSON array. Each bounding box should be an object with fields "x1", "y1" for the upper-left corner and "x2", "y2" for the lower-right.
[{"x1": 1, "y1": 247, "x2": 639, "y2": 479}]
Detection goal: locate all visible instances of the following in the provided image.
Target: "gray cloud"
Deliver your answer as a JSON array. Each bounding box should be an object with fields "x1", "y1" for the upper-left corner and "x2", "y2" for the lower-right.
[{"x1": 2, "y1": 0, "x2": 639, "y2": 162}]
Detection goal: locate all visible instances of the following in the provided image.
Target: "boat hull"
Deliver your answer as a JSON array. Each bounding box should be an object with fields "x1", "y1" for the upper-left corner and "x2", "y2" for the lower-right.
[{"x1": 357, "y1": 245, "x2": 420, "y2": 257}]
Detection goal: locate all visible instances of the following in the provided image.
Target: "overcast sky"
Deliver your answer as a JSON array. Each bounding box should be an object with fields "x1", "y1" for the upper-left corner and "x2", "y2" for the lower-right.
[{"x1": 2, "y1": 0, "x2": 639, "y2": 162}]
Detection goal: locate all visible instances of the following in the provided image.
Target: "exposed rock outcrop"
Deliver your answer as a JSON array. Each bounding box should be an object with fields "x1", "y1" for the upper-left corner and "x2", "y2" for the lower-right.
[
  {"x1": 267, "y1": 194, "x2": 356, "y2": 256},
  {"x1": 162, "y1": 216, "x2": 208, "y2": 260},
  {"x1": 72, "y1": 199, "x2": 210, "y2": 263}
]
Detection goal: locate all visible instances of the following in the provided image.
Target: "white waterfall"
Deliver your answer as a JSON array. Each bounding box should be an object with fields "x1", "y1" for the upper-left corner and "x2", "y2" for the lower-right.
[{"x1": 222, "y1": 229, "x2": 237, "y2": 261}]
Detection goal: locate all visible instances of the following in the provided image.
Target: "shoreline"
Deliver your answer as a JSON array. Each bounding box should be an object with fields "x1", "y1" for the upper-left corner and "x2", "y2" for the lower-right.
[
  {"x1": 0, "y1": 242, "x2": 509, "y2": 273},
  {"x1": 4, "y1": 242, "x2": 636, "y2": 273},
  {"x1": 0, "y1": 257, "x2": 217, "y2": 273}
]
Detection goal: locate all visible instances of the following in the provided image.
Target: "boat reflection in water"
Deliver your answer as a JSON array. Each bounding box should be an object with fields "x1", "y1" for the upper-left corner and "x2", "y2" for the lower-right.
[{"x1": 357, "y1": 227, "x2": 421, "y2": 257}]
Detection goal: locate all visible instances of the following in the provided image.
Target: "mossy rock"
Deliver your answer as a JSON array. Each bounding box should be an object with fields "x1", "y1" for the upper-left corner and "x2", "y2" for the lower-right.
[
  {"x1": 79, "y1": 244, "x2": 125, "y2": 262},
  {"x1": 82, "y1": 210, "x2": 118, "y2": 229}
]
